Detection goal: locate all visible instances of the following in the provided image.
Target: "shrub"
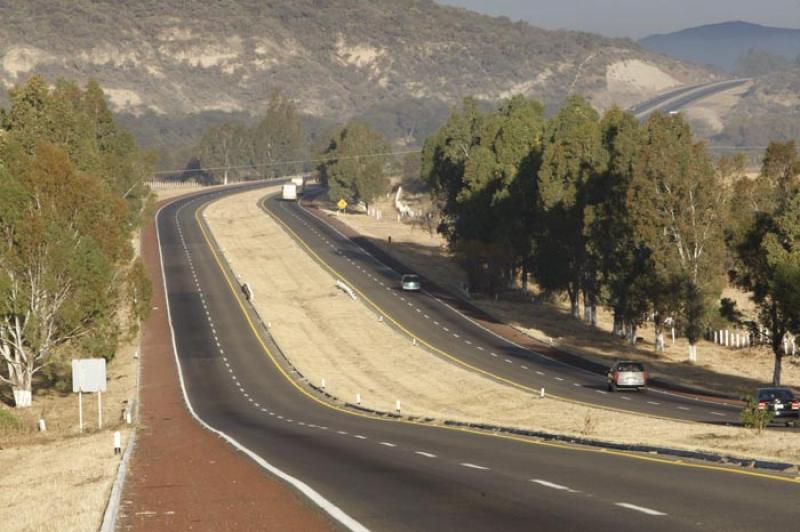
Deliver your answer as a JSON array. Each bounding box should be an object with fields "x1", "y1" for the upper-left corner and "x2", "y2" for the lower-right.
[{"x1": 740, "y1": 395, "x2": 773, "y2": 434}]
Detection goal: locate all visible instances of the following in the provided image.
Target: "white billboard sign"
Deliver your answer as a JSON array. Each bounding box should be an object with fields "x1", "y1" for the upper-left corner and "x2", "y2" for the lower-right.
[{"x1": 72, "y1": 358, "x2": 107, "y2": 393}]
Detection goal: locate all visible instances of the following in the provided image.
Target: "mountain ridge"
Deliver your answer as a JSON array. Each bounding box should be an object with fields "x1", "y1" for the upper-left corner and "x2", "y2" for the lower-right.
[
  {"x1": 0, "y1": 0, "x2": 717, "y2": 151},
  {"x1": 640, "y1": 20, "x2": 800, "y2": 72}
]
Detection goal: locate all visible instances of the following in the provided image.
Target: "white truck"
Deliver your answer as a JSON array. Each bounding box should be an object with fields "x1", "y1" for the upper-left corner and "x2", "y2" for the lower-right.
[
  {"x1": 290, "y1": 176, "x2": 305, "y2": 195},
  {"x1": 281, "y1": 183, "x2": 297, "y2": 201}
]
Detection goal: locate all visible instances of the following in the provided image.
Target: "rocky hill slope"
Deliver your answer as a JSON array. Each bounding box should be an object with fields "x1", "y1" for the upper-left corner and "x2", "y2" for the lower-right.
[{"x1": 0, "y1": 0, "x2": 716, "y2": 148}]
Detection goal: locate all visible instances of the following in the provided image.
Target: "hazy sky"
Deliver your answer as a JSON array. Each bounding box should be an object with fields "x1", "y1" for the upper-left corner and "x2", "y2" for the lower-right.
[{"x1": 436, "y1": 0, "x2": 800, "y2": 38}]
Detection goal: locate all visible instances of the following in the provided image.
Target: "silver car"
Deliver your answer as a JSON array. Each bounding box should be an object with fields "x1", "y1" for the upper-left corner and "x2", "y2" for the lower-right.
[
  {"x1": 607, "y1": 361, "x2": 647, "y2": 392},
  {"x1": 401, "y1": 274, "x2": 421, "y2": 291}
]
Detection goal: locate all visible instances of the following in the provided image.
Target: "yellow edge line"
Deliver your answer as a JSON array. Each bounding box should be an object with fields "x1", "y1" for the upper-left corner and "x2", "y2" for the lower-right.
[{"x1": 191, "y1": 191, "x2": 800, "y2": 485}]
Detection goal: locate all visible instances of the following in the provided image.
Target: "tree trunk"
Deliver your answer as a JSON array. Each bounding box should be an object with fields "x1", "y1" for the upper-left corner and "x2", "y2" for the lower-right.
[
  {"x1": 773, "y1": 351, "x2": 783, "y2": 386},
  {"x1": 568, "y1": 289, "x2": 579, "y2": 318},
  {"x1": 656, "y1": 331, "x2": 665, "y2": 353},
  {"x1": 11, "y1": 366, "x2": 33, "y2": 408},
  {"x1": 521, "y1": 262, "x2": 528, "y2": 291},
  {"x1": 627, "y1": 322, "x2": 637, "y2": 345},
  {"x1": 653, "y1": 313, "x2": 665, "y2": 353}
]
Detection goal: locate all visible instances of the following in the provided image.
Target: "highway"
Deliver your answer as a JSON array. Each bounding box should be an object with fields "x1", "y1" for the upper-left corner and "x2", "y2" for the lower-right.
[
  {"x1": 157, "y1": 184, "x2": 800, "y2": 531},
  {"x1": 631, "y1": 78, "x2": 751, "y2": 120},
  {"x1": 262, "y1": 190, "x2": 746, "y2": 425}
]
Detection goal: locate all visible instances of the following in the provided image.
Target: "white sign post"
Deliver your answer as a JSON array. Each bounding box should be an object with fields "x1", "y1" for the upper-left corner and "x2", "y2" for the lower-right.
[{"x1": 72, "y1": 359, "x2": 107, "y2": 433}]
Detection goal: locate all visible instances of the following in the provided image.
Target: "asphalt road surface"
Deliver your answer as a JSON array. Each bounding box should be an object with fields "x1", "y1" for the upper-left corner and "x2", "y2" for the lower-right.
[
  {"x1": 157, "y1": 184, "x2": 800, "y2": 531},
  {"x1": 631, "y1": 79, "x2": 751, "y2": 121},
  {"x1": 263, "y1": 191, "x2": 750, "y2": 425}
]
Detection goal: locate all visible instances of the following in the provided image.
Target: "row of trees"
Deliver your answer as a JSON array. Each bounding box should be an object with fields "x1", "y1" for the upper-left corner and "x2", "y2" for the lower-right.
[
  {"x1": 0, "y1": 76, "x2": 152, "y2": 407},
  {"x1": 422, "y1": 94, "x2": 800, "y2": 385},
  {"x1": 189, "y1": 91, "x2": 307, "y2": 184}
]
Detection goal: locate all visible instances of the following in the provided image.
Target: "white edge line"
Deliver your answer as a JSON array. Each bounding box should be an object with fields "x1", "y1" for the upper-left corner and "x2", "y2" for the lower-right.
[
  {"x1": 614, "y1": 502, "x2": 666, "y2": 516},
  {"x1": 156, "y1": 194, "x2": 369, "y2": 532}
]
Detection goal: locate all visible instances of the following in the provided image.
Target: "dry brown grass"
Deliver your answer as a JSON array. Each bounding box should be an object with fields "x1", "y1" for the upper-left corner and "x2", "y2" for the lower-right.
[
  {"x1": 330, "y1": 194, "x2": 800, "y2": 396},
  {"x1": 204, "y1": 188, "x2": 800, "y2": 465},
  {"x1": 0, "y1": 324, "x2": 139, "y2": 531}
]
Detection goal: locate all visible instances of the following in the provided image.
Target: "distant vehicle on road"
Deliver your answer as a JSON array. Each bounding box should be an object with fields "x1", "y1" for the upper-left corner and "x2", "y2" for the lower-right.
[
  {"x1": 607, "y1": 361, "x2": 647, "y2": 392},
  {"x1": 400, "y1": 274, "x2": 421, "y2": 291},
  {"x1": 755, "y1": 387, "x2": 799, "y2": 426},
  {"x1": 282, "y1": 183, "x2": 297, "y2": 201},
  {"x1": 290, "y1": 176, "x2": 305, "y2": 195}
]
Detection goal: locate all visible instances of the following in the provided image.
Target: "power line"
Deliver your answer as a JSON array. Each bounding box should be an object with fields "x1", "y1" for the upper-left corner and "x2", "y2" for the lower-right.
[{"x1": 152, "y1": 149, "x2": 422, "y2": 177}]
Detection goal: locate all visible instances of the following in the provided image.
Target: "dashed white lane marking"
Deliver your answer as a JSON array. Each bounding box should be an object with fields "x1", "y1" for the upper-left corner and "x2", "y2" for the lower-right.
[
  {"x1": 710, "y1": 411, "x2": 727, "y2": 416},
  {"x1": 354, "y1": 435, "x2": 367, "y2": 440},
  {"x1": 490, "y1": 352, "x2": 498, "y2": 357},
  {"x1": 505, "y1": 359, "x2": 513, "y2": 364},
  {"x1": 555, "y1": 377, "x2": 564, "y2": 381},
  {"x1": 424, "y1": 314, "x2": 430, "y2": 319},
  {"x1": 614, "y1": 502, "x2": 666, "y2": 516},
  {"x1": 573, "y1": 383, "x2": 581, "y2": 387},
  {"x1": 521, "y1": 365, "x2": 528, "y2": 370},
  {"x1": 338, "y1": 431, "x2": 348, "y2": 435},
  {"x1": 415, "y1": 451, "x2": 437, "y2": 458},
  {"x1": 443, "y1": 327, "x2": 449, "y2": 332},
  {"x1": 536, "y1": 371, "x2": 544, "y2": 376},
  {"x1": 461, "y1": 463, "x2": 489, "y2": 470},
  {"x1": 453, "y1": 334, "x2": 460, "y2": 338},
  {"x1": 647, "y1": 401, "x2": 661, "y2": 405},
  {"x1": 677, "y1": 406, "x2": 691, "y2": 411},
  {"x1": 531, "y1": 479, "x2": 579, "y2": 493},
  {"x1": 596, "y1": 390, "x2": 608, "y2": 395},
  {"x1": 620, "y1": 396, "x2": 631, "y2": 400},
  {"x1": 465, "y1": 340, "x2": 472, "y2": 345},
  {"x1": 477, "y1": 346, "x2": 485, "y2": 351},
  {"x1": 379, "y1": 442, "x2": 397, "y2": 447}
]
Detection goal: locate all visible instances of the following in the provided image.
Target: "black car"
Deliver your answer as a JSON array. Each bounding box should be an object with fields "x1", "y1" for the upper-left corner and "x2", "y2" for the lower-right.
[{"x1": 756, "y1": 387, "x2": 800, "y2": 426}]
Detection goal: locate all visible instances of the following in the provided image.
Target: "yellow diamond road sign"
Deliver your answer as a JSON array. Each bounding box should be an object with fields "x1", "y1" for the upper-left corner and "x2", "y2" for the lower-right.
[{"x1": 337, "y1": 199, "x2": 348, "y2": 210}]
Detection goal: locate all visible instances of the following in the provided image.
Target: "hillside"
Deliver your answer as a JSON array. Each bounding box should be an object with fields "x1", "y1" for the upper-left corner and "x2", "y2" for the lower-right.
[
  {"x1": 0, "y1": 0, "x2": 716, "y2": 154},
  {"x1": 640, "y1": 21, "x2": 800, "y2": 73}
]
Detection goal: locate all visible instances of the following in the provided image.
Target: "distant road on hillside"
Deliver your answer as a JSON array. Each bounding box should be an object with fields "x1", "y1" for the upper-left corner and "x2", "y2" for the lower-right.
[{"x1": 630, "y1": 78, "x2": 751, "y2": 120}]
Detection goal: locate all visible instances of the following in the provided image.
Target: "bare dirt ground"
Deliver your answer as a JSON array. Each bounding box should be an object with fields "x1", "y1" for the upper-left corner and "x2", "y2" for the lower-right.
[
  {"x1": 324, "y1": 193, "x2": 800, "y2": 398},
  {"x1": 204, "y1": 188, "x2": 800, "y2": 465},
  {"x1": 0, "y1": 336, "x2": 136, "y2": 532}
]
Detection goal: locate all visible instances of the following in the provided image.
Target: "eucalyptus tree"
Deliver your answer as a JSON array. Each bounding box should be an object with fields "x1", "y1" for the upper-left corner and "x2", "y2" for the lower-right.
[
  {"x1": 535, "y1": 95, "x2": 606, "y2": 319},
  {"x1": 318, "y1": 121, "x2": 392, "y2": 210},
  {"x1": 587, "y1": 107, "x2": 651, "y2": 340},
  {"x1": 629, "y1": 113, "x2": 726, "y2": 360},
  {"x1": 729, "y1": 141, "x2": 800, "y2": 385}
]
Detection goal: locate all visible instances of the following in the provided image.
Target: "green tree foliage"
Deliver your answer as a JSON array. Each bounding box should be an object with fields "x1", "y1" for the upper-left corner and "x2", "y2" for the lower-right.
[
  {"x1": 196, "y1": 122, "x2": 250, "y2": 184},
  {"x1": 729, "y1": 141, "x2": 800, "y2": 385},
  {"x1": 252, "y1": 90, "x2": 307, "y2": 178},
  {"x1": 588, "y1": 107, "x2": 651, "y2": 342},
  {"x1": 0, "y1": 76, "x2": 152, "y2": 407},
  {"x1": 189, "y1": 91, "x2": 308, "y2": 183},
  {"x1": 420, "y1": 94, "x2": 797, "y2": 373},
  {"x1": 318, "y1": 121, "x2": 392, "y2": 210},
  {"x1": 536, "y1": 95, "x2": 605, "y2": 318},
  {"x1": 422, "y1": 96, "x2": 545, "y2": 295},
  {"x1": 629, "y1": 112, "x2": 726, "y2": 359}
]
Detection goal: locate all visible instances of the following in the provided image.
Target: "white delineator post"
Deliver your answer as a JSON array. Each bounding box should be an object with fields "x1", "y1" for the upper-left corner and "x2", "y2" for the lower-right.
[
  {"x1": 395, "y1": 400, "x2": 401, "y2": 413},
  {"x1": 356, "y1": 393, "x2": 361, "y2": 405}
]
